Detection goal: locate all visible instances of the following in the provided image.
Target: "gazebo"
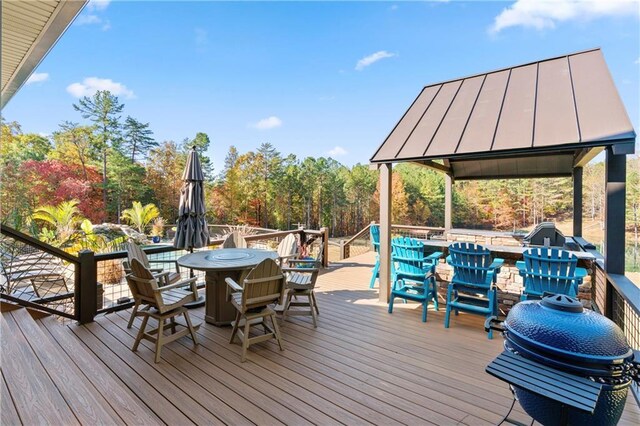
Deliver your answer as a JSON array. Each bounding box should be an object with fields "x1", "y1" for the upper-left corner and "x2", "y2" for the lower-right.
[{"x1": 370, "y1": 48, "x2": 636, "y2": 304}]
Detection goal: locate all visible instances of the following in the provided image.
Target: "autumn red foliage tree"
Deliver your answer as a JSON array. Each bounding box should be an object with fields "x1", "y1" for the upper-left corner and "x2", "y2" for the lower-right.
[{"x1": 20, "y1": 160, "x2": 105, "y2": 223}]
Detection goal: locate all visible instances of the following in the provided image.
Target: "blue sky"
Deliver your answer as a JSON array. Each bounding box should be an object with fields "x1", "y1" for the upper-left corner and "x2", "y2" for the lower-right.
[{"x1": 4, "y1": 0, "x2": 639, "y2": 172}]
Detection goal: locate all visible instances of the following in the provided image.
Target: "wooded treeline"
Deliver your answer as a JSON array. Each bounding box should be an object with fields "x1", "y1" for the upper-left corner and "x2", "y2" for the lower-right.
[{"x1": 2, "y1": 90, "x2": 639, "y2": 239}]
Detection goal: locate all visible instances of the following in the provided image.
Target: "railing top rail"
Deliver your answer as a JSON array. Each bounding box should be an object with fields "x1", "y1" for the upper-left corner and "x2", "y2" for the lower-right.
[
  {"x1": 391, "y1": 224, "x2": 446, "y2": 232},
  {"x1": 0, "y1": 225, "x2": 80, "y2": 264},
  {"x1": 344, "y1": 224, "x2": 373, "y2": 246},
  {"x1": 244, "y1": 228, "x2": 303, "y2": 241},
  {"x1": 605, "y1": 271, "x2": 640, "y2": 315},
  {"x1": 94, "y1": 228, "x2": 312, "y2": 261}
]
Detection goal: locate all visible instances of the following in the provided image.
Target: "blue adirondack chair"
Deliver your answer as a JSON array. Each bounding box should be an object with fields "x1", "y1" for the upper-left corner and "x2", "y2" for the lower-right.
[
  {"x1": 516, "y1": 248, "x2": 587, "y2": 301},
  {"x1": 388, "y1": 237, "x2": 442, "y2": 322},
  {"x1": 445, "y1": 243, "x2": 503, "y2": 339},
  {"x1": 369, "y1": 224, "x2": 380, "y2": 288}
]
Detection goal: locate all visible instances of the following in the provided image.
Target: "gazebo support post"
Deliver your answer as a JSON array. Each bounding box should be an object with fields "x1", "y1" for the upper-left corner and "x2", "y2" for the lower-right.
[
  {"x1": 379, "y1": 163, "x2": 392, "y2": 303},
  {"x1": 445, "y1": 174, "x2": 453, "y2": 231},
  {"x1": 573, "y1": 167, "x2": 583, "y2": 237},
  {"x1": 604, "y1": 147, "x2": 626, "y2": 276},
  {"x1": 604, "y1": 147, "x2": 627, "y2": 319}
]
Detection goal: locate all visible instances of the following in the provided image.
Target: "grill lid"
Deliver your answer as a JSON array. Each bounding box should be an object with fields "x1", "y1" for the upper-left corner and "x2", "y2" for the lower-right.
[{"x1": 504, "y1": 295, "x2": 633, "y2": 367}]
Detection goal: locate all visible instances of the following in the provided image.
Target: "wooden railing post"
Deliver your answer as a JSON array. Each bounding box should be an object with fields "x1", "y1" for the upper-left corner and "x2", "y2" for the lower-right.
[
  {"x1": 321, "y1": 227, "x2": 329, "y2": 268},
  {"x1": 339, "y1": 240, "x2": 349, "y2": 260},
  {"x1": 76, "y1": 249, "x2": 97, "y2": 324}
]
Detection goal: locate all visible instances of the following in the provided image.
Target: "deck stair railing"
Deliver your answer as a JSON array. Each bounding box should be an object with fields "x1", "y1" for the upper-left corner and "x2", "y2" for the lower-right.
[
  {"x1": 0, "y1": 225, "x2": 93, "y2": 322},
  {"x1": 336, "y1": 222, "x2": 445, "y2": 260}
]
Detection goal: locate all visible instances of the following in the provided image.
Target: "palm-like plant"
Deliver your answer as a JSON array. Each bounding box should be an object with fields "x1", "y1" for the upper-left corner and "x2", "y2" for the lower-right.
[
  {"x1": 32, "y1": 199, "x2": 85, "y2": 245},
  {"x1": 121, "y1": 201, "x2": 160, "y2": 233}
]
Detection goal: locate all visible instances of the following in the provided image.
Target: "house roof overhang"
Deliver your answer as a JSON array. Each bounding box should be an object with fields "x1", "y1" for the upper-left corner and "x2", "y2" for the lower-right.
[
  {"x1": 370, "y1": 48, "x2": 636, "y2": 180},
  {"x1": 1, "y1": 0, "x2": 86, "y2": 109}
]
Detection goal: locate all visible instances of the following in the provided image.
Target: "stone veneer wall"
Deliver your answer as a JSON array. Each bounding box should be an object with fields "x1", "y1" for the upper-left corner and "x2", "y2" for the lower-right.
[{"x1": 427, "y1": 229, "x2": 595, "y2": 314}]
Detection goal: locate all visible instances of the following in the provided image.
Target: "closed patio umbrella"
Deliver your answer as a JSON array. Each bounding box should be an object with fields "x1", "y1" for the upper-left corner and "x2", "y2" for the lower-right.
[
  {"x1": 174, "y1": 146, "x2": 211, "y2": 250},
  {"x1": 173, "y1": 147, "x2": 210, "y2": 308}
]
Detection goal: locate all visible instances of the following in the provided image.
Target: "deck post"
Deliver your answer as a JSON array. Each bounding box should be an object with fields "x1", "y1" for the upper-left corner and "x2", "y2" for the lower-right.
[
  {"x1": 76, "y1": 249, "x2": 97, "y2": 324},
  {"x1": 573, "y1": 167, "x2": 583, "y2": 237},
  {"x1": 320, "y1": 227, "x2": 329, "y2": 268},
  {"x1": 444, "y1": 174, "x2": 452, "y2": 230},
  {"x1": 379, "y1": 163, "x2": 392, "y2": 303}
]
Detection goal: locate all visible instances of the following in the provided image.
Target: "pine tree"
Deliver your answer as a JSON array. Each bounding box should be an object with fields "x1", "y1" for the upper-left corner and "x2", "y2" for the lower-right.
[
  {"x1": 73, "y1": 90, "x2": 124, "y2": 217},
  {"x1": 123, "y1": 116, "x2": 157, "y2": 162}
]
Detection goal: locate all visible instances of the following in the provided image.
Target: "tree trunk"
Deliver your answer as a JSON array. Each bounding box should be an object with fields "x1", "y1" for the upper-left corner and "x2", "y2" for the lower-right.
[{"x1": 102, "y1": 148, "x2": 108, "y2": 217}]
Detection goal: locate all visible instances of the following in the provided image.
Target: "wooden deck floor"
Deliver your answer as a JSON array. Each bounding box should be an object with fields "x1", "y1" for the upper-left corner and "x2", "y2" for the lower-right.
[{"x1": 2, "y1": 252, "x2": 639, "y2": 425}]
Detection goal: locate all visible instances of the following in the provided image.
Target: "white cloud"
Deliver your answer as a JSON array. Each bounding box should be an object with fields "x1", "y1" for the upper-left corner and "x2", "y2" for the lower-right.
[
  {"x1": 635, "y1": 57, "x2": 640, "y2": 64},
  {"x1": 390, "y1": 5, "x2": 398, "y2": 11},
  {"x1": 328, "y1": 146, "x2": 348, "y2": 157},
  {"x1": 490, "y1": 0, "x2": 639, "y2": 34},
  {"x1": 251, "y1": 116, "x2": 283, "y2": 130},
  {"x1": 76, "y1": 0, "x2": 111, "y2": 29},
  {"x1": 88, "y1": 0, "x2": 111, "y2": 11},
  {"x1": 355, "y1": 51, "x2": 397, "y2": 71},
  {"x1": 26, "y1": 72, "x2": 49, "y2": 85},
  {"x1": 66, "y1": 77, "x2": 135, "y2": 99},
  {"x1": 75, "y1": 14, "x2": 102, "y2": 25}
]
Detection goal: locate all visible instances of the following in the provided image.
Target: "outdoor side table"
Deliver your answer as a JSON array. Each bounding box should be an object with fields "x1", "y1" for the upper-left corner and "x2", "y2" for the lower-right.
[{"x1": 177, "y1": 248, "x2": 278, "y2": 326}]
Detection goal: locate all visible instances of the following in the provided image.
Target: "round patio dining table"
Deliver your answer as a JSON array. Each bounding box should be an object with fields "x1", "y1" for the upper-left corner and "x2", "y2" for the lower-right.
[{"x1": 177, "y1": 248, "x2": 278, "y2": 326}]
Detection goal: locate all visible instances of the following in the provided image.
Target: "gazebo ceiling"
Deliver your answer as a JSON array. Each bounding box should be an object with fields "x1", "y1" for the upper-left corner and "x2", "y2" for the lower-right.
[
  {"x1": 1, "y1": 0, "x2": 86, "y2": 109},
  {"x1": 370, "y1": 48, "x2": 636, "y2": 180}
]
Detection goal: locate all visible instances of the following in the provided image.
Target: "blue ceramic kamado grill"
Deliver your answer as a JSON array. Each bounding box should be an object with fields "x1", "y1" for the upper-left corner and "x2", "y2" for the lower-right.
[{"x1": 486, "y1": 294, "x2": 639, "y2": 426}]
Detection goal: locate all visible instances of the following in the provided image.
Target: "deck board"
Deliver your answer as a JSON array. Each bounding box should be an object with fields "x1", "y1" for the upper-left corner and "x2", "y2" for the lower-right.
[
  {"x1": 1, "y1": 312, "x2": 79, "y2": 425},
  {"x1": 1, "y1": 372, "x2": 21, "y2": 425},
  {"x1": 11, "y1": 308, "x2": 123, "y2": 425},
  {"x1": 2, "y1": 252, "x2": 638, "y2": 425}
]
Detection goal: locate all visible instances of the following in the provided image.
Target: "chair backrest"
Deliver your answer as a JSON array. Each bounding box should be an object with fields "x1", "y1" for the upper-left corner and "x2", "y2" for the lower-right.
[
  {"x1": 391, "y1": 237, "x2": 426, "y2": 279},
  {"x1": 127, "y1": 258, "x2": 160, "y2": 305},
  {"x1": 370, "y1": 224, "x2": 380, "y2": 252},
  {"x1": 222, "y1": 231, "x2": 248, "y2": 249},
  {"x1": 126, "y1": 241, "x2": 150, "y2": 269},
  {"x1": 241, "y1": 259, "x2": 285, "y2": 311},
  {"x1": 523, "y1": 248, "x2": 578, "y2": 297},
  {"x1": 448, "y1": 242, "x2": 493, "y2": 288},
  {"x1": 277, "y1": 233, "x2": 298, "y2": 258}
]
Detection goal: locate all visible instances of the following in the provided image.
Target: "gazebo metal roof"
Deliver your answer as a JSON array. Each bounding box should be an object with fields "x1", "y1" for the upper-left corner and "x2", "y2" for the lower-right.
[{"x1": 370, "y1": 48, "x2": 635, "y2": 179}]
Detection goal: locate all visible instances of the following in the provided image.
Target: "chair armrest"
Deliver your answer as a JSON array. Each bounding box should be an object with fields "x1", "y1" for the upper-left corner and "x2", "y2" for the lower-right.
[
  {"x1": 515, "y1": 261, "x2": 526, "y2": 276},
  {"x1": 489, "y1": 258, "x2": 504, "y2": 272},
  {"x1": 149, "y1": 259, "x2": 181, "y2": 273},
  {"x1": 489, "y1": 258, "x2": 504, "y2": 284},
  {"x1": 282, "y1": 267, "x2": 320, "y2": 273},
  {"x1": 426, "y1": 251, "x2": 443, "y2": 262},
  {"x1": 154, "y1": 277, "x2": 197, "y2": 293},
  {"x1": 445, "y1": 255, "x2": 452, "y2": 265},
  {"x1": 289, "y1": 258, "x2": 317, "y2": 264},
  {"x1": 574, "y1": 267, "x2": 588, "y2": 285},
  {"x1": 225, "y1": 277, "x2": 243, "y2": 293}
]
